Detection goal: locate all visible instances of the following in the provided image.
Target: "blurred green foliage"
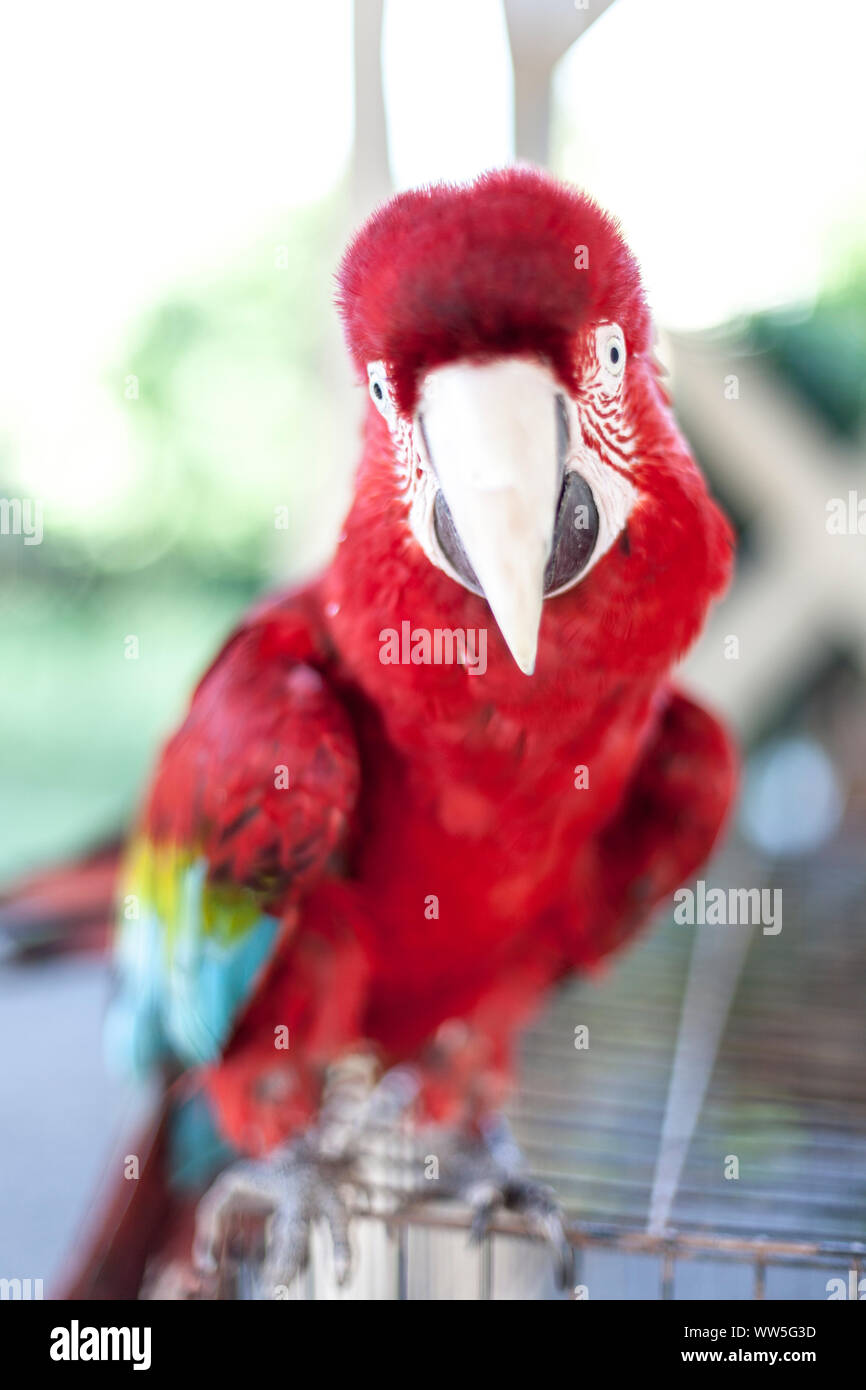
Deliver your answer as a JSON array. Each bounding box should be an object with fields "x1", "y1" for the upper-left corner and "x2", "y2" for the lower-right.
[
  {"x1": 0, "y1": 195, "x2": 352, "y2": 880},
  {"x1": 100, "y1": 195, "x2": 347, "y2": 578},
  {"x1": 0, "y1": 575, "x2": 252, "y2": 878},
  {"x1": 747, "y1": 252, "x2": 866, "y2": 443}
]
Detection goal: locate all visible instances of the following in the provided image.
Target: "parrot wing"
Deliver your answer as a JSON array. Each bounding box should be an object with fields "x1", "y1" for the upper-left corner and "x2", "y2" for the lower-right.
[
  {"x1": 552, "y1": 688, "x2": 737, "y2": 968},
  {"x1": 106, "y1": 603, "x2": 360, "y2": 1076}
]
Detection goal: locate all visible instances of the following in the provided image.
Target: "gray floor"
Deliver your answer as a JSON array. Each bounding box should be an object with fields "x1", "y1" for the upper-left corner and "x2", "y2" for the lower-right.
[{"x1": 0, "y1": 955, "x2": 135, "y2": 1292}]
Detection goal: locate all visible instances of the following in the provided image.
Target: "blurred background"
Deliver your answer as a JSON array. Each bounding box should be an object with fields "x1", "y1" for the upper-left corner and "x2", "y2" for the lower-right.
[{"x1": 1, "y1": 0, "x2": 865, "y2": 1298}]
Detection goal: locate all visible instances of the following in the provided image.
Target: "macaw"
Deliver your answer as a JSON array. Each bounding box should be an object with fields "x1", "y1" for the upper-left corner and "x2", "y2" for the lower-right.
[{"x1": 81, "y1": 167, "x2": 735, "y2": 1297}]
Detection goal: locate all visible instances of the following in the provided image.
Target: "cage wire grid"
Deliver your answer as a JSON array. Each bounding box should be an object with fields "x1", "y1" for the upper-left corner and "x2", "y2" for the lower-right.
[{"x1": 274, "y1": 833, "x2": 866, "y2": 1301}]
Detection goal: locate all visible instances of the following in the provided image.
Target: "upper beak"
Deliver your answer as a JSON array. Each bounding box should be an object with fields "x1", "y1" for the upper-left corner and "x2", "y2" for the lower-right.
[{"x1": 416, "y1": 358, "x2": 561, "y2": 675}]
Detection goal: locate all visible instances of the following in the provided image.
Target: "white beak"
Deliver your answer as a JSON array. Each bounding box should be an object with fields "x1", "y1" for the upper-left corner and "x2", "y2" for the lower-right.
[{"x1": 416, "y1": 358, "x2": 561, "y2": 675}]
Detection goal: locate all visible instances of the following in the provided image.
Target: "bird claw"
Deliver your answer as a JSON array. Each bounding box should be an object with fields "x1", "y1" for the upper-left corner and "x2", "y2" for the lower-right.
[
  {"x1": 441, "y1": 1124, "x2": 574, "y2": 1290},
  {"x1": 466, "y1": 1173, "x2": 574, "y2": 1289},
  {"x1": 192, "y1": 1137, "x2": 358, "y2": 1298}
]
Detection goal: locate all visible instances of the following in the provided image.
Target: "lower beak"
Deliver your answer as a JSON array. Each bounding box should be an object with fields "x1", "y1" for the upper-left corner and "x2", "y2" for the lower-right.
[{"x1": 416, "y1": 358, "x2": 562, "y2": 676}]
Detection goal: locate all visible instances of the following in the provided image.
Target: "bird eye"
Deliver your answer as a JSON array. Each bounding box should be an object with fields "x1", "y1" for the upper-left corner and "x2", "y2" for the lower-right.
[
  {"x1": 597, "y1": 325, "x2": 626, "y2": 385},
  {"x1": 367, "y1": 362, "x2": 394, "y2": 419}
]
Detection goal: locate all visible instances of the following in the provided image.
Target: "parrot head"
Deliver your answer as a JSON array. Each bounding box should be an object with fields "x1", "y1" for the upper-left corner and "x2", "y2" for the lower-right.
[{"x1": 337, "y1": 167, "x2": 732, "y2": 684}]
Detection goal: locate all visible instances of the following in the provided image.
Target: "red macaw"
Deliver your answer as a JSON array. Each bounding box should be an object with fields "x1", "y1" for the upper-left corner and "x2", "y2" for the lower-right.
[{"x1": 80, "y1": 167, "x2": 735, "y2": 1297}]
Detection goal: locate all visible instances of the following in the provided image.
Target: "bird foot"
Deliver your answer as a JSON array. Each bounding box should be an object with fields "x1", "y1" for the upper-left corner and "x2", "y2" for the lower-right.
[
  {"x1": 438, "y1": 1119, "x2": 574, "y2": 1289},
  {"x1": 192, "y1": 1135, "x2": 360, "y2": 1299}
]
